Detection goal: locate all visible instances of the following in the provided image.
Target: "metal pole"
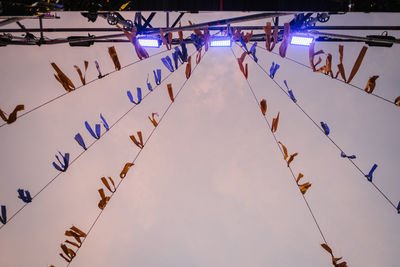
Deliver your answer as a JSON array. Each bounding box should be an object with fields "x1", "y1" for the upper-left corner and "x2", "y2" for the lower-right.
[{"x1": 308, "y1": 30, "x2": 400, "y2": 45}]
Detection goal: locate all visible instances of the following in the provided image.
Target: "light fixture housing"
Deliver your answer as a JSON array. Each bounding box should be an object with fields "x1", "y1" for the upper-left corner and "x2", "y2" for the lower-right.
[
  {"x1": 290, "y1": 35, "x2": 314, "y2": 46},
  {"x1": 137, "y1": 38, "x2": 161, "y2": 47},
  {"x1": 210, "y1": 37, "x2": 232, "y2": 47}
]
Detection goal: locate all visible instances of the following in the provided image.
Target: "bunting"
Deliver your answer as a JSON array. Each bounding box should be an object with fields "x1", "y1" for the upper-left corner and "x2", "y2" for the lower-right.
[
  {"x1": 279, "y1": 23, "x2": 290, "y2": 58},
  {"x1": 17, "y1": 189, "x2": 32, "y2": 203},
  {"x1": 74, "y1": 133, "x2": 87, "y2": 150},
  {"x1": 167, "y1": 83, "x2": 175, "y2": 102},
  {"x1": 263, "y1": 22, "x2": 278, "y2": 52},
  {"x1": 296, "y1": 173, "x2": 312, "y2": 195},
  {"x1": 108, "y1": 46, "x2": 121, "y2": 71},
  {"x1": 271, "y1": 112, "x2": 280, "y2": 133},
  {"x1": 52, "y1": 151, "x2": 70, "y2": 172},
  {"x1": 127, "y1": 88, "x2": 142, "y2": 104},
  {"x1": 130, "y1": 131, "x2": 144, "y2": 149},
  {"x1": 59, "y1": 226, "x2": 87, "y2": 262},
  {"x1": 260, "y1": 99, "x2": 267, "y2": 116},
  {"x1": 0, "y1": 105, "x2": 24, "y2": 124},
  {"x1": 148, "y1": 112, "x2": 159, "y2": 127},
  {"x1": 51, "y1": 63, "x2": 76, "y2": 92},
  {"x1": 321, "y1": 243, "x2": 348, "y2": 267},
  {"x1": 237, "y1": 51, "x2": 248, "y2": 79},
  {"x1": 74, "y1": 60, "x2": 89, "y2": 85}
]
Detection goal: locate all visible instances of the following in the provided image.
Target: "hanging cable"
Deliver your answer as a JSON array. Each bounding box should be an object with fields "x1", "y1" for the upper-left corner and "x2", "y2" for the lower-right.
[
  {"x1": 0, "y1": 49, "x2": 173, "y2": 129},
  {"x1": 237, "y1": 43, "x2": 398, "y2": 212},
  {"x1": 65, "y1": 48, "x2": 209, "y2": 267},
  {"x1": 0, "y1": 47, "x2": 200, "y2": 231}
]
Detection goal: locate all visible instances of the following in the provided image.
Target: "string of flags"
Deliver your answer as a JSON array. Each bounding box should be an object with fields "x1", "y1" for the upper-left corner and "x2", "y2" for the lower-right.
[{"x1": 0, "y1": 105, "x2": 24, "y2": 124}]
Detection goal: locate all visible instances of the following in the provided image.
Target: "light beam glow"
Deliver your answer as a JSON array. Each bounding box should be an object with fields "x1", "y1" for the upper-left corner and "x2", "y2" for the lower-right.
[
  {"x1": 210, "y1": 38, "x2": 232, "y2": 47},
  {"x1": 290, "y1": 36, "x2": 314, "y2": 46},
  {"x1": 137, "y1": 38, "x2": 160, "y2": 47}
]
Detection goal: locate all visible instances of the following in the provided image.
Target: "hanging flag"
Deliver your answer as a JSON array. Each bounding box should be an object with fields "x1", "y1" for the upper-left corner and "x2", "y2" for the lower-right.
[
  {"x1": 178, "y1": 22, "x2": 184, "y2": 43},
  {"x1": 263, "y1": 22, "x2": 278, "y2": 52},
  {"x1": 108, "y1": 46, "x2": 121, "y2": 71},
  {"x1": 98, "y1": 188, "x2": 111, "y2": 210},
  {"x1": 85, "y1": 121, "x2": 101, "y2": 139},
  {"x1": 148, "y1": 112, "x2": 159, "y2": 127},
  {"x1": 162, "y1": 56, "x2": 174, "y2": 72},
  {"x1": 283, "y1": 80, "x2": 297, "y2": 103},
  {"x1": 120, "y1": 163, "x2": 134, "y2": 179},
  {"x1": 130, "y1": 131, "x2": 144, "y2": 149},
  {"x1": 190, "y1": 33, "x2": 204, "y2": 51},
  {"x1": 237, "y1": 51, "x2": 248, "y2": 79},
  {"x1": 340, "y1": 152, "x2": 356, "y2": 159},
  {"x1": 248, "y1": 42, "x2": 258, "y2": 62},
  {"x1": 395, "y1": 96, "x2": 400, "y2": 106},
  {"x1": 94, "y1": 60, "x2": 103, "y2": 79},
  {"x1": 279, "y1": 23, "x2": 290, "y2": 58},
  {"x1": 309, "y1": 42, "x2": 325, "y2": 72},
  {"x1": 181, "y1": 41, "x2": 188, "y2": 62},
  {"x1": 153, "y1": 69, "x2": 162, "y2": 85},
  {"x1": 397, "y1": 201, "x2": 400, "y2": 214},
  {"x1": 321, "y1": 243, "x2": 348, "y2": 267},
  {"x1": 320, "y1": 121, "x2": 330, "y2": 135},
  {"x1": 0, "y1": 205, "x2": 6, "y2": 225},
  {"x1": 17, "y1": 189, "x2": 32, "y2": 203},
  {"x1": 51, "y1": 63, "x2": 76, "y2": 92},
  {"x1": 74, "y1": 133, "x2": 87, "y2": 150},
  {"x1": 269, "y1": 62, "x2": 280, "y2": 79},
  {"x1": 243, "y1": 30, "x2": 253, "y2": 43},
  {"x1": 52, "y1": 151, "x2": 70, "y2": 172},
  {"x1": 287, "y1": 152, "x2": 298, "y2": 167},
  {"x1": 101, "y1": 177, "x2": 116, "y2": 193},
  {"x1": 278, "y1": 141, "x2": 288, "y2": 160},
  {"x1": 186, "y1": 56, "x2": 192, "y2": 79},
  {"x1": 100, "y1": 114, "x2": 110, "y2": 131},
  {"x1": 74, "y1": 60, "x2": 89, "y2": 85},
  {"x1": 172, "y1": 50, "x2": 180, "y2": 70},
  {"x1": 167, "y1": 83, "x2": 175, "y2": 102},
  {"x1": 365, "y1": 75, "x2": 379, "y2": 94},
  {"x1": 260, "y1": 99, "x2": 267, "y2": 116},
  {"x1": 160, "y1": 29, "x2": 172, "y2": 50},
  {"x1": 59, "y1": 226, "x2": 86, "y2": 262},
  {"x1": 117, "y1": 25, "x2": 149, "y2": 60},
  {"x1": 296, "y1": 173, "x2": 312, "y2": 195},
  {"x1": 127, "y1": 88, "x2": 142, "y2": 104},
  {"x1": 335, "y1": 45, "x2": 368, "y2": 83},
  {"x1": 271, "y1": 112, "x2": 280, "y2": 133},
  {"x1": 196, "y1": 48, "x2": 202, "y2": 64},
  {"x1": 365, "y1": 163, "x2": 378, "y2": 182},
  {"x1": 0, "y1": 105, "x2": 24, "y2": 124},
  {"x1": 146, "y1": 75, "x2": 153, "y2": 91}
]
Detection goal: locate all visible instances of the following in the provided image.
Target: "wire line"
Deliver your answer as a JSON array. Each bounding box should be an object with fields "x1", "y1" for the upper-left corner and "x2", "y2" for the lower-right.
[
  {"x1": 236, "y1": 43, "x2": 397, "y2": 211},
  {"x1": 0, "y1": 48, "x2": 199, "y2": 231},
  {"x1": 231, "y1": 47, "x2": 328, "y2": 244},
  {"x1": 67, "y1": 49, "x2": 209, "y2": 267}
]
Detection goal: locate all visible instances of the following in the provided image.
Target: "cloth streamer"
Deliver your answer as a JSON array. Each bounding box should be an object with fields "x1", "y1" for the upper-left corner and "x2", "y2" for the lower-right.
[
  {"x1": 237, "y1": 51, "x2": 248, "y2": 79},
  {"x1": 74, "y1": 133, "x2": 87, "y2": 150},
  {"x1": 52, "y1": 151, "x2": 70, "y2": 172},
  {"x1": 340, "y1": 152, "x2": 356, "y2": 159},
  {"x1": 186, "y1": 56, "x2": 192, "y2": 79},
  {"x1": 130, "y1": 131, "x2": 144, "y2": 149},
  {"x1": 127, "y1": 88, "x2": 142, "y2": 104},
  {"x1": 365, "y1": 75, "x2": 379, "y2": 94},
  {"x1": 120, "y1": 163, "x2": 134, "y2": 178},
  {"x1": 321, "y1": 243, "x2": 348, "y2": 267},
  {"x1": 17, "y1": 189, "x2": 32, "y2": 203},
  {"x1": 320, "y1": 121, "x2": 330, "y2": 135},
  {"x1": 296, "y1": 173, "x2": 312, "y2": 195},
  {"x1": 51, "y1": 63, "x2": 76, "y2": 92},
  {"x1": 365, "y1": 163, "x2": 378, "y2": 182},
  {"x1": 94, "y1": 60, "x2": 103, "y2": 78},
  {"x1": 162, "y1": 56, "x2": 174, "y2": 72},
  {"x1": 0, "y1": 105, "x2": 24, "y2": 124},
  {"x1": 167, "y1": 83, "x2": 175, "y2": 102},
  {"x1": 0, "y1": 205, "x2": 6, "y2": 225},
  {"x1": 108, "y1": 46, "x2": 121, "y2": 71},
  {"x1": 283, "y1": 80, "x2": 297, "y2": 103},
  {"x1": 271, "y1": 112, "x2": 280, "y2": 133},
  {"x1": 153, "y1": 69, "x2": 162, "y2": 85},
  {"x1": 260, "y1": 99, "x2": 267, "y2": 116},
  {"x1": 74, "y1": 60, "x2": 88, "y2": 85},
  {"x1": 148, "y1": 112, "x2": 159, "y2": 127},
  {"x1": 264, "y1": 22, "x2": 278, "y2": 52},
  {"x1": 269, "y1": 62, "x2": 280, "y2": 79}
]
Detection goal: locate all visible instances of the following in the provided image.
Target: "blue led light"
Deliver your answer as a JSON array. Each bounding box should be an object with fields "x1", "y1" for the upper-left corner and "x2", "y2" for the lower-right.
[
  {"x1": 290, "y1": 36, "x2": 314, "y2": 46},
  {"x1": 210, "y1": 38, "x2": 232, "y2": 47},
  {"x1": 138, "y1": 38, "x2": 160, "y2": 47}
]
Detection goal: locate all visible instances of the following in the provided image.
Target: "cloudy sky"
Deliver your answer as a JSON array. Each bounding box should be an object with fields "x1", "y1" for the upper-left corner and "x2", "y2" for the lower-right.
[{"x1": 0, "y1": 11, "x2": 399, "y2": 267}]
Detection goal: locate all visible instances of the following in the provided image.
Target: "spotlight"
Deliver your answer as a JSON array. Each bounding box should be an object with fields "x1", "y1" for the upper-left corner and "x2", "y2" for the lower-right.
[
  {"x1": 137, "y1": 38, "x2": 161, "y2": 47},
  {"x1": 290, "y1": 35, "x2": 314, "y2": 46},
  {"x1": 210, "y1": 37, "x2": 232, "y2": 47}
]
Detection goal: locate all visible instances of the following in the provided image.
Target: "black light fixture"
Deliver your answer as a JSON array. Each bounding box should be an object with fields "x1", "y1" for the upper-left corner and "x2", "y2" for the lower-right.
[{"x1": 68, "y1": 34, "x2": 94, "y2": 47}]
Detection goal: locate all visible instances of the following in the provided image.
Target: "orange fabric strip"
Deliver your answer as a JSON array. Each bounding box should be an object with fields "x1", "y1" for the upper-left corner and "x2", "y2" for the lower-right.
[
  {"x1": 299, "y1": 182, "x2": 312, "y2": 195},
  {"x1": 237, "y1": 51, "x2": 248, "y2": 79},
  {"x1": 287, "y1": 152, "x2": 298, "y2": 167},
  {"x1": 120, "y1": 162, "x2": 134, "y2": 179},
  {"x1": 178, "y1": 22, "x2": 183, "y2": 43},
  {"x1": 148, "y1": 112, "x2": 159, "y2": 127},
  {"x1": 101, "y1": 177, "x2": 116, "y2": 193},
  {"x1": 108, "y1": 46, "x2": 121, "y2": 71},
  {"x1": 395, "y1": 96, "x2": 400, "y2": 106},
  {"x1": 279, "y1": 23, "x2": 290, "y2": 58},
  {"x1": 278, "y1": 141, "x2": 288, "y2": 160},
  {"x1": 98, "y1": 188, "x2": 110, "y2": 210},
  {"x1": 73, "y1": 60, "x2": 89, "y2": 85},
  {"x1": 296, "y1": 173, "x2": 304, "y2": 184},
  {"x1": 264, "y1": 22, "x2": 278, "y2": 52},
  {"x1": 365, "y1": 75, "x2": 379, "y2": 94},
  {"x1": 186, "y1": 56, "x2": 192, "y2": 79},
  {"x1": 321, "y1": 243, "x2": 348, "y2": 267},
  {"x1": 309, "y1": 43, "x2": 324, "y2": 72},
  {"x1": 346, "y1": 46, "x2": 368, "y2": 84},
  {"x1": 260, "y1": 99, "x2": 267, "y2": 116},
  {"x1": 167, "y1": 83, "x2": 174, "y2": 102},
  {"x1": 196, "y1": 49, "x2": 202, "y2": 64},
  {"x1": 271, "y1": 112, "x2": 280, "y2": 133},
  {"x1": 51, "y1": 62, "x2": 76, "y2": 92}
]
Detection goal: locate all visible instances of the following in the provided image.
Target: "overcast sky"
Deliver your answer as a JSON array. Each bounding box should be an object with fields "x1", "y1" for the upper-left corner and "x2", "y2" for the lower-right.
[{"x1": 0, "y1": 11, "x2": 399, "y2": 267}]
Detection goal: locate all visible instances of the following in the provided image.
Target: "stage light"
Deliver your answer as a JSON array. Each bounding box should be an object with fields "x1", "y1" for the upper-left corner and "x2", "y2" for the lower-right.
[
  {"x1": 290, "y1": 36, "x2": 314, "y2": 46},
  {"x1": 210, "y1": 37, "x2": 232, "y2": 47},
  {"x1": 138, "y1": 38, "x2": 161, "y2": 47}
]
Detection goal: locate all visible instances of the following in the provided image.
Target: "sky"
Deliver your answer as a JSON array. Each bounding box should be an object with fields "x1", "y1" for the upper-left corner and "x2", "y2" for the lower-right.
[{"x1": 0, "y1": 11, "x2": 399, "y2": 267}]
